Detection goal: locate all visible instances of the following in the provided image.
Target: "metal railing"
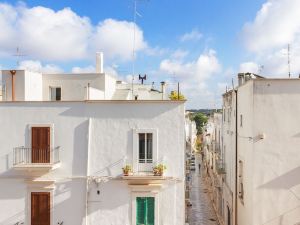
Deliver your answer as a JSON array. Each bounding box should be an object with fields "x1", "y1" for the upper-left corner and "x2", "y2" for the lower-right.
[{"x1": 13, "y1": 146, "x2": 60, "y2": 166}]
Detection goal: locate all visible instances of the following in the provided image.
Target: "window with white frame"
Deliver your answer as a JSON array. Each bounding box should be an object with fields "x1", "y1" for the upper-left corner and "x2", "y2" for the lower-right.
[
  {"x1": 133, "y1": 129, "x2": 157, "y2": 173},
  {"x1": 50, "y1": 87, "x2": 61, "y2": 101},
  {"x1": 138, "y1": 133, "x2": 153, "y2": 163}
]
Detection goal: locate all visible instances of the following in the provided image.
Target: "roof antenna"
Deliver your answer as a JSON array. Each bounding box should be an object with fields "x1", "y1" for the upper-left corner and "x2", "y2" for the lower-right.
[
  {"x1": 131, "y1": 0, "x2": 147, "y2": 99},
  {"x1": 13, "y1": 47, "x2": 26, "y2": 68}
]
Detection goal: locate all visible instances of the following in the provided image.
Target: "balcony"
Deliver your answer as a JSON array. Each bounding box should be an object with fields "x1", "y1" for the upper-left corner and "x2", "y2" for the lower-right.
[{"x1": 13, "y1": 147, "x2": 61, "y2": 171}]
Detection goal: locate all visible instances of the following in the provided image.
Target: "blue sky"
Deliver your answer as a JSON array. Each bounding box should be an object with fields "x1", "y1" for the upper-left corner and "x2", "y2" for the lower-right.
[{"x1": 0, "y1": 0, "x2": 299, "y2": 108}]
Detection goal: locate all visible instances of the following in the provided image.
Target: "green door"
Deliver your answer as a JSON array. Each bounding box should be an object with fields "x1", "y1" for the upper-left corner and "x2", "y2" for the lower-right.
[{"x1": 136, "y1": 197, "x2": 155, "y2": 225}]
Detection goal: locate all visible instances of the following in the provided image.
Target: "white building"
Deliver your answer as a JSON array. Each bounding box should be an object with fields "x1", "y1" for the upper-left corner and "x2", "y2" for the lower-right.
[
  {"x1": 0, "y1": 56, "x2": 185, "y2": 225},
  {"x1": 216, "y1": 73, "x2": 300, "y2": 225}
]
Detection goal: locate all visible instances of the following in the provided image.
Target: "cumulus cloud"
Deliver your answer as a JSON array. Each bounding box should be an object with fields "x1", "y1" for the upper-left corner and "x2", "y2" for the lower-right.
[
  {"x1": 180, "y1": 29, "x2": 203, "y2": 42},
  {"x1": 18, "y1": 60, "x2": 63, "y2": 73},
  {"x1": 0, "y1": 3, "x2": 148, "y2": 62},
  {"x1": 242, "y1": 0, "x2": 300, "y2": 53},
  {"x1": 241, "y1": 0, "x2": 300, "y2": 77},
  {"x1": 160, "y1": 49, "x2": 222, "y2": 108},
  {"x1": 239, "y1": 62, "x2": 260, "y2": 73},
  {"x1": 93, "y1": 19, "x2": 147, "y2": 61}
]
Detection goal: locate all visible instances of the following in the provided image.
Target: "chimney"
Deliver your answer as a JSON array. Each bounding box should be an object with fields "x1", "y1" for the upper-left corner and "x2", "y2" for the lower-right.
[
  {"x1": 96, "y1": 52, "x2": 104, "y2": 73},
  {"x1": 160, "y1": 81, "x2": 166, "y2": 100}
]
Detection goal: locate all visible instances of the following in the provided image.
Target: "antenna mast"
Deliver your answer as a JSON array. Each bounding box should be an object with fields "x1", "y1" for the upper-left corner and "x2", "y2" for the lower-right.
[
  {"x1": 288, "y1": 44, "x2": 291, "y2": 78},
  {"x1": 13, "y1": 47, "x2": 26, "y2": 68}
]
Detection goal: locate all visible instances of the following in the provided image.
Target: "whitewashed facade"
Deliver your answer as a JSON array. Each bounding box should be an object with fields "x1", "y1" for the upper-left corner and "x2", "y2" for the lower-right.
[
  {"x1": 211, "y1": 73, "x2": 300, "y2": 225},
  {"x1": 0, "y1": 67, "x2": 185, "y2": 225}
]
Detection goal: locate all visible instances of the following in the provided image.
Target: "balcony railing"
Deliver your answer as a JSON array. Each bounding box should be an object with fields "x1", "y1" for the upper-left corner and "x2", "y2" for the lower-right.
[{"x1": 13, "y1": 146, "x2": 60, "y2": 166}]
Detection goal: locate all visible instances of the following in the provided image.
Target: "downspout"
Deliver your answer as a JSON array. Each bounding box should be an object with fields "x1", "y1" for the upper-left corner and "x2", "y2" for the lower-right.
[
  {"x1": 234, "y1": 89, "x2": 238, "y2": 225},
  {"x1": 85, "y1": 118, "x2": 92, "y2": 225},
  {"x1": 10, "y1": 70, "x2": 16, "y2": 101}
]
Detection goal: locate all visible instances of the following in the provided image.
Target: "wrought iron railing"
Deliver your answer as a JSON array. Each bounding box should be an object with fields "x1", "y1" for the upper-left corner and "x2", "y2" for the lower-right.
[{"x1": 13, "y1": 146, "x2": 60, "y2": 165}]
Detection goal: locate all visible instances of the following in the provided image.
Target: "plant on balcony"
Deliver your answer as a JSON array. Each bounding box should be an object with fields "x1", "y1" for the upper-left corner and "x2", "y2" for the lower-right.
[
  {"x1": 122, "y1": 165, "x2": 132, "y2": 176},
  {"x1": 153, "y1": 164, "x2": 167, "y2": 176}
]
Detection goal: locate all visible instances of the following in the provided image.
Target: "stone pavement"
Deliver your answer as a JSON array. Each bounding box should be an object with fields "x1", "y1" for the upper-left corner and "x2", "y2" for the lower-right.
[{"x1": 187, "y1": 167, "x2": 219, "y2": 225}]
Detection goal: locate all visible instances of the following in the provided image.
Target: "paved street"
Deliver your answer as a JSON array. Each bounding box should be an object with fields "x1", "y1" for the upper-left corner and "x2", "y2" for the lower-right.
[{"x1": 187, "y1": 162, "x2": 219, "y2": 225}]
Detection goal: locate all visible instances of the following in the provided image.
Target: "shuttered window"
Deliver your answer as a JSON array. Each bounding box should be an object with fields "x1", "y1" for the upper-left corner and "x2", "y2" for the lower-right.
[{"x1": 136, "y1": 197, "x2": 155, "y2": 225}]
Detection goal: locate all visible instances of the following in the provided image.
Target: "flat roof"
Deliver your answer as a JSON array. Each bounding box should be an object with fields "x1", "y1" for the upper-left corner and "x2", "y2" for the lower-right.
[{"x1": 0, "y1": 100, "x2": 186, "y2": 104}]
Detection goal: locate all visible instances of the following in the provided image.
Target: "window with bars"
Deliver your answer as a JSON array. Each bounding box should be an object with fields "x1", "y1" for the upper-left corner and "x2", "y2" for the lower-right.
[{"x1": 138, "y1": 133, "x2": 153, "y2": 163}]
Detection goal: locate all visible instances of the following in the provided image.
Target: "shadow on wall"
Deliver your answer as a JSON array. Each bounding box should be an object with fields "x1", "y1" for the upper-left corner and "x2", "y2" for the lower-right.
[
  {"x1": 54, "y1": 179, "x2": 87, "y2": 225},
  {"x1": 91, "y1": 130, "x2": 133, "y2": 177},
  {"x1": 87, "y1": 180, "x2": 130, "y2": 215},
  {"x1": 0, "y1": 210, "x2": 24, "y2": 225},
  {"x1": 72, "y1": 120, "x2": 89, "y2": 176},
  {"x1": 258, "y1": 166, "x2": 300, "y2": 190}
]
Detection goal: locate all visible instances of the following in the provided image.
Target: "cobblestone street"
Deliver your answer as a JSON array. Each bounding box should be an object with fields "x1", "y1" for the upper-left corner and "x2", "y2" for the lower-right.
[{"x1": 187, "y1": 165, "x2": 219, "y2": 225}]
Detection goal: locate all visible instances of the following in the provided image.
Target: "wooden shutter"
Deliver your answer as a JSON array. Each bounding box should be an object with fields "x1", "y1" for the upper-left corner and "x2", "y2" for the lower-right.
[
  {"x1": 136, "y1": 197, "x2": 155, "y2": 225},
  {"x1": 31, "y1": 192, "x2": 50, "y2": 225},
  {"x1": 32, "y1": 127, "x2": 50, "y2": 163}
]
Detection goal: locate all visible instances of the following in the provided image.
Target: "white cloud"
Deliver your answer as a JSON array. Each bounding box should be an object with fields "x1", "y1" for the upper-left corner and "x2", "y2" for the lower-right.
[
  {"x1": 170, "y1": 49, "x2": 189, "y2": 59},
  {"x1": 160, "y1": 49, "x2": 222, "y2": 108},
  {"x1": 93, "y1": 19, "x2": 147, "y2": 61},
  {"x1": 241, "y1": 0, "x2": 300, "y2": 77},
  {"x1": 180, "y1": 29, "x2": 203, "y2": 42},
  {"x1": 18, "y1": 60, "x2": 63, "y2": 73},
  {"x1": 71, "y1": 65, "x2": 95, "y2": 73},
  {"x1": 0, "y1": 3, "x2": 148, "y2": 62},
  {"x1": 239, "y1": 62, "x2": 260, "y2": 73},
  {"x1": 242, "y1": 0, "x2": 300, "y2": 53}
]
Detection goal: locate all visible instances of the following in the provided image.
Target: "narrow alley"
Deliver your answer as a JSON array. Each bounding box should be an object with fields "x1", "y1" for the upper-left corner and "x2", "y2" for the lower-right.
[{"x1": 187, "y1": 156, "x2": 219, "y2": 225}]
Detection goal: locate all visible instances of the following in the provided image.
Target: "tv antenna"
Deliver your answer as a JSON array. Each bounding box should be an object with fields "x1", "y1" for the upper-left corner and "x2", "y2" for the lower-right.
[
  {"x1": 258, "y1": 65, "x2": 264, "y2": 74},
  {"x1": 13, "y1": 47, "x2": 26, "y2": 67},
  {"x1": 131, "y1": 0, "x2": 147, "y2": 99}
]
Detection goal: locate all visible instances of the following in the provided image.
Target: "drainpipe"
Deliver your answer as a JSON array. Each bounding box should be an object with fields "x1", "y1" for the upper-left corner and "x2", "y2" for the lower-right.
[
  {"x1": 160, "y1": 81, "x2": 166, "y2": 100},
  {"x1": 10, "y1": 70, "x2": 16, "y2": 101},
  {"x1": 234, "y1": 89, "x2": 238, "y2": 225}
]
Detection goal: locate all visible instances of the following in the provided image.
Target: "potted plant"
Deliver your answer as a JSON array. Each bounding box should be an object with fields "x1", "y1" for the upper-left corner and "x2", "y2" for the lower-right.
[
  {"x1": 153, "y1": 164, "x2": 167, "y2": 176},
  {"x1": 122, "y1": 165, "x2": 132, "y2": 176}
]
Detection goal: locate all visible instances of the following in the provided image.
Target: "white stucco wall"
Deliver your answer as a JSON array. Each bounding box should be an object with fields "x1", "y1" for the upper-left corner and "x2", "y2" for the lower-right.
[
  {"x1": 237, "y1": 79, "x2": 300, "y2": 225},
  {"x1": 252, "y1": 80, "x2": 300, "y2": 225},
  {"x1": 24, "y1": 71, "x2": 43, "y2": 101},
  {"x1": 0, "y1": 101, "x2": 185, "y2": 225},
  {"x1": 42, "y1": 73, "x2": 109, "y2": 101},
  {"x1": 237, "y1": 81, "x2": 254, "y2": 225},
  {"x1": 1, "y1": 70, "x2": 26, "y2": 101}
]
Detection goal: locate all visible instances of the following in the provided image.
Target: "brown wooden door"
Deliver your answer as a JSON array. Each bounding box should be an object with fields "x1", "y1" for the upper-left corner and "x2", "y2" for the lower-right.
[
  {"x1": 32, "y1": 127, "x2": 50, "y2": 163},
  {"x1": 31, "y1": 192, "x2": 50, "y2": 225}
]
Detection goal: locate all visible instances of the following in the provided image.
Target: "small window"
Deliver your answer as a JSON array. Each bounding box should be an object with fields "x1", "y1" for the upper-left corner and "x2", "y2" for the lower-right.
[
  {"x1": 238, "y1": 160, "x2": 244, "y2": 201},
  {"x1": 50, "y1": 87, "x2": 61, "y2": 101},
  {"x1": 138, "y1": 133, "x2": 153, "y2": 163},
  {"x1": 240, "y1": 114, "x2": 243, "y2": 127}
]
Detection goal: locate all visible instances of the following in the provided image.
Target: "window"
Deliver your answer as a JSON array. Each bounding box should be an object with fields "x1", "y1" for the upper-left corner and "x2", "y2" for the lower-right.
[
  {"x1": 139, "y1": 133, "x2": 153, "y2": 163},
  {"x1": 240, "y1": 114, "x2": 243, "y2": 127},
  {"x1": 50, "y1": 87, "x2": 61, "y2": 101},
  {"x1": 238, "y1": 160, "x2": 244, "y2": 201}
]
